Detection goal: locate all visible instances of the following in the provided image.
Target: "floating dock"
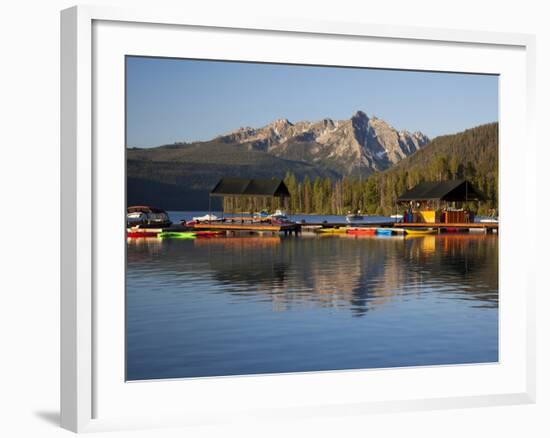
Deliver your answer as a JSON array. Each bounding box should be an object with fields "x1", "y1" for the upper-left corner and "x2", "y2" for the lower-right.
[
  {"x1": 393, "y1": 222, "x2": 498, "y2": 233},
  {"x1": 128, "y1": 220, "x2": 498, "y2": 238},
  {"x1": 193, "y1": 222, "x2": 301, "y2": 234},
  {"x1": 302, "y1": 222, "x2": 394, "y2": 227}
]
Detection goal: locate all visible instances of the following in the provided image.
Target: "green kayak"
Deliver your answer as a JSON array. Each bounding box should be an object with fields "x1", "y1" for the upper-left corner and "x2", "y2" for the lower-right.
[{"x1": 158, "y1": 231, "x2": 196, "y2": 239}]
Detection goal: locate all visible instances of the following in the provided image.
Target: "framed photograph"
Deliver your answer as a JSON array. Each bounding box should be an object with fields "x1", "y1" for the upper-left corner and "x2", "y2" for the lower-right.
[{"x1": 61, "y1": 5, "x2": 536, "y2": 433}]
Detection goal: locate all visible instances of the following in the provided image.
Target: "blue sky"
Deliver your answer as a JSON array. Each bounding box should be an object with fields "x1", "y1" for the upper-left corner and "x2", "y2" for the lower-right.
[{"x1": 126, "y1": 56, "x2": 498, "y2": 148}]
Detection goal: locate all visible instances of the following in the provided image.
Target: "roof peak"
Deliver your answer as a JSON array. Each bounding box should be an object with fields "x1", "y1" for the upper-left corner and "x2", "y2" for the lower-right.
[
  {"x1": 397, "y1": 179, "x2": 483, "y2": 202},
  {"x1": 210, "y1": 177, "x2": 290, "y2": 198}
]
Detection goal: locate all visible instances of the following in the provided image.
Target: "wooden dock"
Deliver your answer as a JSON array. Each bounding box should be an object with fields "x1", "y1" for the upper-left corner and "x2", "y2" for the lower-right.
[
  {"x1": 193, "y1": 221, "x2": 497, "y2": 234},
  {"x1": 302, "y1": 222, "x2": 394, "y2": 227},
  {"x1": 393, "y1": 222, "x2": 498, "y2": 233},
  {"x1": 193, "y1": 222, "x2": 301, "y2": 234}
]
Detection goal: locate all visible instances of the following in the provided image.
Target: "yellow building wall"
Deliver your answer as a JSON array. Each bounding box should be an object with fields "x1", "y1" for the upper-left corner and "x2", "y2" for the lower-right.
[{"x1": 419, "y1": 210, "x2": 436, "y2": 223}]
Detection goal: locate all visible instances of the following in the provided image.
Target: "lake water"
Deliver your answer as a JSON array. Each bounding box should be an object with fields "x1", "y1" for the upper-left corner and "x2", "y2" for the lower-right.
[{"x1": 126, "y1": 222, "x2": 498, "y2": 380}]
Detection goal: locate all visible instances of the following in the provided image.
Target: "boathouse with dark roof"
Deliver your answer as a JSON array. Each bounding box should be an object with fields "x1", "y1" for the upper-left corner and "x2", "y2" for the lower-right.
[
  {"x1": 397, "y1": 179, "x2": 485, "y2": 224},
  {"x1": 210, "y1": 178, "x2": 290, "y2": 198},
  {"x1": 209, "y1": 178, "x2": 291, "y2": 216},
  {"x1": 397, "y1": 179, "x2": 484, "y2": 203}
]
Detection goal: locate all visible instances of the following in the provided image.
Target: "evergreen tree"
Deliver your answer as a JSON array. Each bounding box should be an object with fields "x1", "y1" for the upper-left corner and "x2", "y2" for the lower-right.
[
  {"x1": 302, "y1": 175, "x2": 312, "y2": 214},
  {"x1": 252, "y1": 123, "x2": 499, "y2": 216}
]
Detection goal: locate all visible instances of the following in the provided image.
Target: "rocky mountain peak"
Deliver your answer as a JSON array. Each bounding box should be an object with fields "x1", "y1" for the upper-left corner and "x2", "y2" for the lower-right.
[
  {"x1": 270, "y1": 118, "x2": 292, "y2": 128},
  {"x1": 352, "y1": 110, "x2": 369, "y2": 122},
  {"x1": 214, "y1": 111, "x2": 429, "y2": 175},
  {"x1": 412, "y1": 131, "x2": 429, "y2": 141}
]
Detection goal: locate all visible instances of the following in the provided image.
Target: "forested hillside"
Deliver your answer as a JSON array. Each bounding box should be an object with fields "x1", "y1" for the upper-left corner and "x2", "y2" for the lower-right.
[
  {"x1": 268, "y1": 123, "x2": 498, "y2": 216},
  {"x1": 128, "y1": 122, "x2": 497, "y2": 215},
  {"x1": 126, "y1": 111, "x2": 429, "y2": 210}
]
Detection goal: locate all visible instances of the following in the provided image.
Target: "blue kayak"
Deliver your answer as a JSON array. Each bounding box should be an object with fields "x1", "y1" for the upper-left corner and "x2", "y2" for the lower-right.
[{"x1": 376, "y1": 228, "x2": 394, "y2": 236}]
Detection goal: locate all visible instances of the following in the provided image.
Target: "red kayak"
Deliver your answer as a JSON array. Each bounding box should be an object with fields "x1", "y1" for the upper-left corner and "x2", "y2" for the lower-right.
[
  {"x1": 127, "y1": 230, "x2": 159, "y2": 238},
  {"x1": 347, "y1": 228, "x2": 376, "y2": 235},
  {"x1": 195, "y1": 230, "x2": 225, "y2": 238}
]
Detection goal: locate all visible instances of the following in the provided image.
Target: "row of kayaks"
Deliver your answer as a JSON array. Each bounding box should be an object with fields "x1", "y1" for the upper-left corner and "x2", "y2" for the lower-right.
[
  {"x1": 127, "y1": 230, "x2": 224, "y2": 239},
  {"x1": 317, "y1": 227, "x2": 396, "y2": 236},
  {"x1": 317, "y1": 227, "x2": 437, "y2": 236},
  {"x1": 129, "y1": 227, "x2": 439, "y2": 239}
]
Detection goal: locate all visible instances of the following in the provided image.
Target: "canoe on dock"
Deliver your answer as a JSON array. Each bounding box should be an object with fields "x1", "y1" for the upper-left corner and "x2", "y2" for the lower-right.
[
  {"x1": 193, "y1": 222, "x2": 300, "y2": 234},
  {"x1": 317, "y1": 227, "x2": 348, "y2": 234},
  {"x1": 404, "y1": 228, "x2": 437, "y2": 235},
  {"x1": 194, "y1": 230, "x2": 225, "y2": 238},
  {"x1": 127, "y1": 230, "x2": 160, "y2": 238},
  {"x1": 158, "y1": 231, "x2": 196, "y2": 239},
  {"x1": 347, "y1": 228, "x2": 377, "y2": 235}
]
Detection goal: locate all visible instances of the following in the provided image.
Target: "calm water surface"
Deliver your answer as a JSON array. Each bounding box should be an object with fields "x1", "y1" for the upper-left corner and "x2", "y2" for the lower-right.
[{"x1": 127, "y1": 230, "x2": 498, "y2": 380}]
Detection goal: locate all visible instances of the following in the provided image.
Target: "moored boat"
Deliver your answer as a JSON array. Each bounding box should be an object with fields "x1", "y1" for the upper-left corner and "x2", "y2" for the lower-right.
[
  {"x1": 479, "y1": 218, "x2": 498, "y2": 223},
  {"x1": 317, "y1": 227, "x2": 348, "y2": 234},
  {"x1": 253, "y1": 210, "x2": 271, "y2": 221},
  {"x1": 347, "y1": 227, "x2": 376, "y2": 235},
  {"x1": 127, "y1": 229, "x2": 160, "y2": 238},
  {"x1": 404, "y1": 228, "x2": 437, "y2": 235},
  {"x1": 158, "y1": 231, "x2": 196, "y2": 239},
  {"x1": 127, "y1": 206, "x2": 172, "y2": 228},
  {"x1": 192, "y1": 213, "x2": 219, "y2": 222},
  {"x1": 376, "y1": 228, "x2": 394, "y2": 236},
  {"x1": 270, "y1": 209, "x2": 288, "y2": 220},
  {"x1": 194, "y1": 230, "x2": 225, "y2": 238}
]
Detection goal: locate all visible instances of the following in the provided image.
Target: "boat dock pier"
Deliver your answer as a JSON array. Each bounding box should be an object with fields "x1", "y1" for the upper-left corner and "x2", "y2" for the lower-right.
[
  {"x1": 303, "y1": 221, "x2": 394, "y2": 228},
  {"x1": 393, "y1": 222, "x2": 498, "y2": 233},
  {"x1": 192, "y1": 221, "x2": 498, "y2": 235},
  {"x1": 193, "y1": 222, "x2": 302, "y2": 235}
]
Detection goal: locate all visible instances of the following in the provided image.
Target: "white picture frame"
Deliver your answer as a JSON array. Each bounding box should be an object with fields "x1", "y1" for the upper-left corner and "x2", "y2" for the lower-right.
[{"x1": 60, "y1": 4, "x2": 536, "y2": 433}]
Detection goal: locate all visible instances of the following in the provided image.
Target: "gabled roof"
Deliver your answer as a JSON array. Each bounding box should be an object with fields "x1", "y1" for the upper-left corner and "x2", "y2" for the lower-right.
[
  {"x1": 397, "y1": 179, "x2": 484, "y2": 202},
  {"x1": 210, "y1": 178, "x2": 291, "y2": 197},
  {"x1": 127, "y1": 205, "x2": 167, "y2": 213}
]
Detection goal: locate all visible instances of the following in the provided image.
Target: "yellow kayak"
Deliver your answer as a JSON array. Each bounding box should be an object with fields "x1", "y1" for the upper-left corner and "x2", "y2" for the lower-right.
[
  {"x1": 404, "y1": 228, "x2": 437, "y2": 235},
  {"x1": 317, "y1": 227, "x2": 348, "y2": 234}
]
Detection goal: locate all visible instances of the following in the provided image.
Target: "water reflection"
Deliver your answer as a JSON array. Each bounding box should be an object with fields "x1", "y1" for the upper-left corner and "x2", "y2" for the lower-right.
[
  {"x1": 128, "y1": 234, "x2": 498, "y2": 315},
  {"x1": 126, "y1": 233, "x2": 498, "y2": 379}
]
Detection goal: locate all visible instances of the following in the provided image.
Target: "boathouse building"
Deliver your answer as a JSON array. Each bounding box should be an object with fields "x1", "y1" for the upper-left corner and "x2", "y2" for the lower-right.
[{"x1": 397, "y1": 179, "x2": 484, "y2": 224}]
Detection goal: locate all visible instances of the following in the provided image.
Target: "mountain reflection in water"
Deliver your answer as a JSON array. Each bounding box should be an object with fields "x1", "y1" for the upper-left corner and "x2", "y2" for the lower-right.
[{"x1": 127, "y1": 233, "x2": 498, "y2": 380}]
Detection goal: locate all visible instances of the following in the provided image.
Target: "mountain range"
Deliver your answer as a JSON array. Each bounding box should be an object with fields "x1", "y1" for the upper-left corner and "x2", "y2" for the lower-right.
[
  {"x1": 214, "y1": 111, "x2": 429, "y2": 175},
  {"x1": 127, "y1": 111, "x2": 429, "y2": 209}
]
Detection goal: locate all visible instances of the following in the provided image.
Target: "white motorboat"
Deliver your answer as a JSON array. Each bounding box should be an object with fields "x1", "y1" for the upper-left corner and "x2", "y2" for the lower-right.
[
  {"x1": 479, "y1": 218, "x2": 498, "y2": 223},
  {"x1": 192, "y1": 213, "x2": 219, "y2": 222},
  {"x1": 127, "y1": 206, "x2": 172, "y2": 228},
  {"x1": 270, "y1": 209, "x2": 288, "y2": 220},
  {"x1": 127, "y1": 211, "x2": 147, "y2": 226},
  {"x1": 254, "y1": 210, "x2": 270, "y2": 218}
]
